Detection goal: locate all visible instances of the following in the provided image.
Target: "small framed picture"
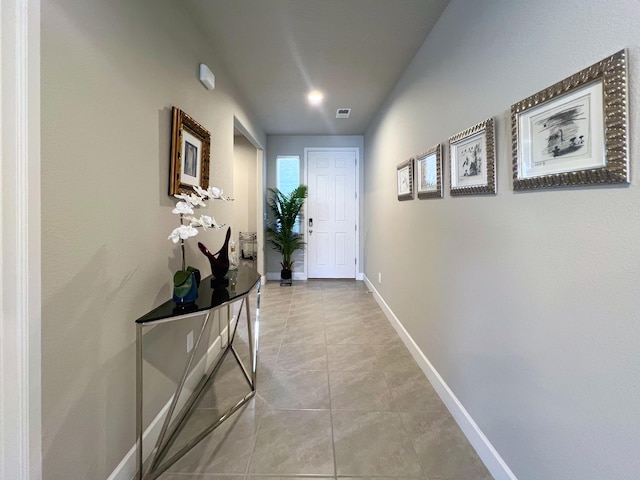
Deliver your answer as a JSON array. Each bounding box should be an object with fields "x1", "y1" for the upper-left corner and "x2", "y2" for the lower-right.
[
  {"x1": 397, "y1": 158, "x2": 414, "y2": 201},
  {"x1": 449, "y1": 118, "x2": 496, "y2": 195},
  {"x1": 169, "y1": 107, "x2": 211, "y2": 196},
  {"x1": 512, "y1": 49, "x2": 628, "y2": 190},
  {"x1": 416, "y1": 144, "x2": 443, "y2": 199}
]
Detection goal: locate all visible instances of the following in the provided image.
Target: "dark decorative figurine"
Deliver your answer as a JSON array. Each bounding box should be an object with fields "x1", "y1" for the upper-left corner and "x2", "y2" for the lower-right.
[{"x1": 198, "y1": 226, "x2": 231, "y2": 281}]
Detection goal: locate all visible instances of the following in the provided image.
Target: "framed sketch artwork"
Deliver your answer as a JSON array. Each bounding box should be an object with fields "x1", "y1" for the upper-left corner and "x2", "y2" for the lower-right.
[
  {"x1": 397, "y1": 158, "x2": 414, "y2": 201},
  {"x1": 512, "y1": 49, "x2": 628, "y2": 189},
  {"x1": 416, "y1": 144, "x2": 443, "y2": 199},
  {"x1": 449, "y1": 118, "x2": 496, "y2": 195},
  {"x1": 169, "y1": 107, "x2": 211, "y2": 195}
]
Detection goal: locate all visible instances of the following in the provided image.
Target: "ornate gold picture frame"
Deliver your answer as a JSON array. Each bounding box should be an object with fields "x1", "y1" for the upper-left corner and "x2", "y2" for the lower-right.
[
  {"x1": 416, "y1": 144, "x2": 443, "y2": 199},
  {"x1": 449, "y1": 118, "x2": 496, "y2": 196},
  {"x1": 169, "y1": 107, "x2": 211, "y2": 196},
  {"x1": 511, "y1": 49, "x2": 628, "y2": 190},
  {"x1": 397, "y1": 158, "x2": 414, "y2": 201}
]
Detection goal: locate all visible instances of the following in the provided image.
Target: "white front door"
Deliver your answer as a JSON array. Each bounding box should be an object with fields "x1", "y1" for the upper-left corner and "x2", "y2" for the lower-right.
[{"x1": 306, "y1": 149, "x2": 357, "y2": 278}]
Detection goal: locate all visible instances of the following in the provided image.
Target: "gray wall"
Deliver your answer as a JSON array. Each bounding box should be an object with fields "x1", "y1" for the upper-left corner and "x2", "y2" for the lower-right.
[
  {"x1": 266, "y1": 135, "x2": 364, "y2": 277},
  {"x1": 363, "y1": 0, "x2": 640, "y2": 479},
  {"x1": 41, "y1": 0, "x2": 264, "y2": 478}
]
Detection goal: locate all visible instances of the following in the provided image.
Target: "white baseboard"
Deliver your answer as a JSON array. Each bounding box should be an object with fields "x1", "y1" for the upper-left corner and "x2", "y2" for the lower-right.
[
  {"x1": 363, "y1": 275, "x2": 517, "y2": 480},
  {"x1": 266, "y1": 272, "x2": 306, "y2": 281},
  {"x1": 267, "y1": 272, "x2": 364, "y2": 281},
  {"x1": 108, "y1": 317, "x2": 239, "y2": 480}
]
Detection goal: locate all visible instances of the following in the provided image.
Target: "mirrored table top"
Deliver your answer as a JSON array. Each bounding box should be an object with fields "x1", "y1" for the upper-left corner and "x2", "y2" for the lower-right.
[{"x1": 135, "y1": 266, "x2": 260, "y2": 324}]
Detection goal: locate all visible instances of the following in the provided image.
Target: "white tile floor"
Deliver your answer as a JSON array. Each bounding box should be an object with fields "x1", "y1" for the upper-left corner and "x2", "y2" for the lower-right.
[{"x1": 158, "y1": 279, "x2": 492, "y2": 480}]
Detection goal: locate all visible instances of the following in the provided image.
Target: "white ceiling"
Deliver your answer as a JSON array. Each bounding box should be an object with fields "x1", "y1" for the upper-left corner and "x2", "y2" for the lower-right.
[{"x1": 184, "y1": 0, "x2": 450, "y2": 136}]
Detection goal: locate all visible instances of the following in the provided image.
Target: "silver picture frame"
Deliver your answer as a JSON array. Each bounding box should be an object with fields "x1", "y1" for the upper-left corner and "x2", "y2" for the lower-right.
[
  {"x1": 511, "y1": 49, "x2": 628, "y2": 190},
  {"x1": 416, "y1": 144, "x2": 443, "y2": 199},
  {"x1": 397, "y1": 158, "x2": 414, "y2": 201},
  {"x1": 449, "y1": 118, "x2": 496, "y2": 196}
]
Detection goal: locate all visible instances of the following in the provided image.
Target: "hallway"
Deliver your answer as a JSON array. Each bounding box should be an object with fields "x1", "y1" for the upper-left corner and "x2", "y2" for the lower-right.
[{"x1": 159, "y1": 280, "x2": 491, "y2": 480}]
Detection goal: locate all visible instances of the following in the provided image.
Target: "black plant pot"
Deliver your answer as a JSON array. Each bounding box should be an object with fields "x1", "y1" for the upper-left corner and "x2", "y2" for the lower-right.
[
  {"x1": 281, "y1": 268, "x2": 292, "y2": 279},
  {"x1": 280, "y1": 268, "x2": 292, "y2": 286}
]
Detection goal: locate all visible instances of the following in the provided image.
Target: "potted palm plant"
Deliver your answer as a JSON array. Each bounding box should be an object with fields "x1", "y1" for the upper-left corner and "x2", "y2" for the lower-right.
[{"x1": 266, "y1": 185, "x2": 308, "y2": 284}]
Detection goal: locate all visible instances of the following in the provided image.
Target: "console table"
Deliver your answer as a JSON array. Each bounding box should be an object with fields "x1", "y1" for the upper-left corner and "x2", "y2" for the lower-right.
[{"x1": 135, "y1": 266, "x2": 261, "y2": 480}]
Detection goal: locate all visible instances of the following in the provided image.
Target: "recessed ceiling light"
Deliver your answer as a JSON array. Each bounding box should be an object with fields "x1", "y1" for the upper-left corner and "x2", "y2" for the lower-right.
[{"x1": 307, "y1": 90, "x2": 324, "y2": 106}]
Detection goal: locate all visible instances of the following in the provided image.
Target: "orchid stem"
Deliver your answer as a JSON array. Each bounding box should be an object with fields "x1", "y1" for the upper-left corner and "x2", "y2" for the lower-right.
[
  {"x1": 180, "y1": 213, "x2": 186, "y2": 271},
  {"x1": 181, "y1": 240, "x2": 186, "y2": 271}
]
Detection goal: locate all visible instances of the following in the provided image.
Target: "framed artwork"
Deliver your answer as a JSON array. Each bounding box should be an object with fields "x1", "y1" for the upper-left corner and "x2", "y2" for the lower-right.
[
  {"x1": 169, "y1": 107, "x2": 211, "y2": 196},
  {"x1": 416, "y1": 144, "x2": 443, "y2": 199},
  {"x1": 397, "y1": 158, "x2": 414, "y2": 201},
  {"x1": 511, "y1": 49, "x2": 628, "y2": 190},
  {"x1": 449, "y1": 118, "x2": 496, "y2": 195}
]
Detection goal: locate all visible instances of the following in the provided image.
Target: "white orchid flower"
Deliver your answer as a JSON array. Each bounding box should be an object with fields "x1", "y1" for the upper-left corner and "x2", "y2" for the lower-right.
[
  {"x1": 207, "y1": 186, "x2": 222, "y2": 199},
  {"x1": 174, "y1": 192, "x2": 206, "y2": 207},
  {"x1": 168, "y1": 225, "x2": 199, "y2": 243},
  {"x1": 185, "y1": 215, "x2": 202, "y2": 228},
  {"x1": 188, "y1": 215, "x2": 220, "y2": 230},
  {"x1": 187, "y1": 193, "x2": 206, "y2": 207},
  {"x1": 193, "y1": 185, "x2": 210, "y2": 198},
  {"x1": 190, "y1": 216, "x2": 208, "y2": 229},
  {"x1": 201, "y1": 215, "x2": 215, "y2": 226},
  {"x1": 182, "y1": 225, "x2": 200, "y2": 238},
  {"x1": 172, "y1": 201, "x2": 194, "y2": 215},
  {"x1": 200, "y1": 215, "x2": 219, "y2": 229}
]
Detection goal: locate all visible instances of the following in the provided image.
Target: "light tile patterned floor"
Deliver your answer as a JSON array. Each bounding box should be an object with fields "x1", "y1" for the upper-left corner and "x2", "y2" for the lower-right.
[{"x1": 159, "y1": 279, "x2": 492, "y2": 480}]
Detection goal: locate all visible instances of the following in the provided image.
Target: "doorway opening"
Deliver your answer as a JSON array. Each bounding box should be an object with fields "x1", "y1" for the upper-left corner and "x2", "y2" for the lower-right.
[{"x1": 233, "y1": 119, "x2": 265, "y2": 278}]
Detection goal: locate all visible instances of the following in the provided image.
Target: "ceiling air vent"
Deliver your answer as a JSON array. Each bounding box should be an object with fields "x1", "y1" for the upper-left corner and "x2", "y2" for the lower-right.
[{"x1": 336, "y1": 108, "x2": 351, "y2": 119}]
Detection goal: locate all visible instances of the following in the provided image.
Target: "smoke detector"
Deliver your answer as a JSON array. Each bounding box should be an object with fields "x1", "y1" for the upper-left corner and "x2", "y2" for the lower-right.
[{"x1": 336, "y1": 108, "x2": 351, "y2": 119}]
